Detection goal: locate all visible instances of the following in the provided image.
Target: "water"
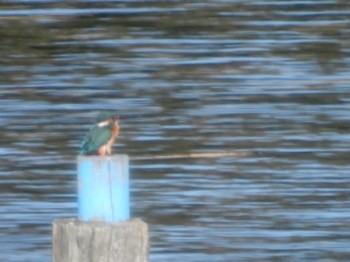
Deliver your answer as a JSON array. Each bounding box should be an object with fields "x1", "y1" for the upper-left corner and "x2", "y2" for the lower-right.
[{"x1": 1, "y1": 0, "x2": 350, "y2": 261}]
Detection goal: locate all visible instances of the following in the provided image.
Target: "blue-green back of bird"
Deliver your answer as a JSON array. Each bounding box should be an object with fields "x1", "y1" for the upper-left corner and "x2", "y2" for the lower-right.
[{"x1": 80, "y1": 123, "x2": 112, "y2": 155}]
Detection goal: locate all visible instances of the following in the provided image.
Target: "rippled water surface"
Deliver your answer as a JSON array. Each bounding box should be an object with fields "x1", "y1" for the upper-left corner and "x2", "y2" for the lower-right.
[{"x1": 1, "y1": 0, "x2": 350, "y2": 261}]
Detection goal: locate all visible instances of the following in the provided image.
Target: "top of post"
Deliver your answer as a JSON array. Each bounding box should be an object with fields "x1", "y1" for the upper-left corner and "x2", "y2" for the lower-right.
[{"x1": 77, "y1": 154, "x2": 129, "y2": 163}]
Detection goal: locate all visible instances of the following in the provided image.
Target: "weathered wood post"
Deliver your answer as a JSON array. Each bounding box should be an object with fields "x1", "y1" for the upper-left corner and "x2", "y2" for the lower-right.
[{"x1": 52, "y1": 155, "x2": 149, "y2": 262}]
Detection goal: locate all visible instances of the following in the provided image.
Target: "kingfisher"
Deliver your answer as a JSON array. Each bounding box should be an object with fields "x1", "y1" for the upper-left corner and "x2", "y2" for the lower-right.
[{"x1": 80, "y1": 112, "x2": 120, "y2": 156}]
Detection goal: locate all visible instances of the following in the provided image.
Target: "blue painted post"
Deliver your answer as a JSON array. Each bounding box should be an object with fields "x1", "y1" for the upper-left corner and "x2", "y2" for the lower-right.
[{"x1": 77, "y1": 155, "x2": 129, "y2": 222}]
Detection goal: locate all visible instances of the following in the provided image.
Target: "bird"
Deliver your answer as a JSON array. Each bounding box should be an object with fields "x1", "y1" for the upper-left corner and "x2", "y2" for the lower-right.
[{"x1": 80, "y1": 112, "x2": 120, "y2": 156}]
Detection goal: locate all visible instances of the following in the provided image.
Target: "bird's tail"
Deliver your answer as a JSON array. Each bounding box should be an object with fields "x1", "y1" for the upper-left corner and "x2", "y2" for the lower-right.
[{"x1": 79, "y1": 140, "x2": 88, "y2": 155}]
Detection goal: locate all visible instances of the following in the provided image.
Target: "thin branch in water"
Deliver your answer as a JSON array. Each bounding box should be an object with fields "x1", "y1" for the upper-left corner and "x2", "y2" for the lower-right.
[{"x1": 130, "y1": 151, "x2": 249, "y2": 161}]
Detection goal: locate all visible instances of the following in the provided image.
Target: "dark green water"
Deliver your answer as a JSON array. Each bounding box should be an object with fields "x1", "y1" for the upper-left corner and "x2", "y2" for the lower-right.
[{"x1": 1, "y1": 1, "x2": 350, "y2": 261}]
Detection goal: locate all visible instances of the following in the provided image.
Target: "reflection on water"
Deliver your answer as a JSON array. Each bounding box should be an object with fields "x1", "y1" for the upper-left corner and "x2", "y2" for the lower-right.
[{"x1": 1, "y1": 0, "x2": 350, "y2": 261}]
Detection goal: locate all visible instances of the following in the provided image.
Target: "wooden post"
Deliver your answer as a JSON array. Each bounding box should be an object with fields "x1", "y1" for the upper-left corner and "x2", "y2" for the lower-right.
[
  {"x1": 77, "y1": 155, "x2": 129, "y2": 222},
  {"x1": 52, "y1": 155, "x2": 149, "y2": 262},
  {"x1": 52, "y1": 218, "x2": 148, "y2": 262}
]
